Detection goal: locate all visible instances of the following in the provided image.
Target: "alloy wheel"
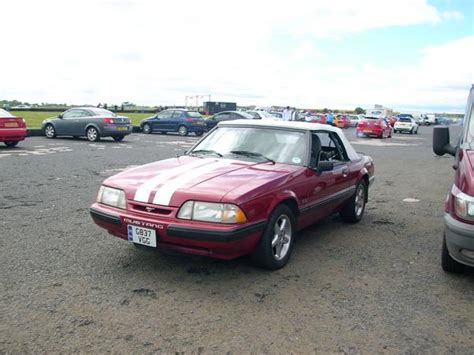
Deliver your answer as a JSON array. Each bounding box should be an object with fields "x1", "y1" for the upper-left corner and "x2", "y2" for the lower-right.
[{"x1": 271, "y1": 215, "x2": 292, "y2": 261}]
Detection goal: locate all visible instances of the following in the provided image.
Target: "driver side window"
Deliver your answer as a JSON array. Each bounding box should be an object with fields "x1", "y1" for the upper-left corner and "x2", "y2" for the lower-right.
[
  {"x1": 311, "y1": 131, "x2": 348, "y2": 163},
  {"x1": 62, "y1": 110, "x2": 80, "y2": 119},
  {"x1": 157, "y1": 111, "x2": 173, "y2": 119}
]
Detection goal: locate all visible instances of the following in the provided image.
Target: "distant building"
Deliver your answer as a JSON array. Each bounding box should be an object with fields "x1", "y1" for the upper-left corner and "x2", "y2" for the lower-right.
[{"x1": 203, "y1": 101, "x2": 237, "y2": 115}]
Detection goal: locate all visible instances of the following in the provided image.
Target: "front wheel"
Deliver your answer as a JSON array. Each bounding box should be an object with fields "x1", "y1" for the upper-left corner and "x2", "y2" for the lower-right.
[
  {"x1": 4, "y1": 141, "x2": 18, "y2": 147},
  {"x1": 142, "y1": 123, "x2": 151, "y2": 134},
  {"x1": 195, "y1": 129, "x2": 204, "y2": 137},
  {"x1": 112, "y1": 135, "x2": 124, "y2": 142},
  {"x1": 441, "y1": 234, "x2": 465, "y2": 273},
  {"x1": 178, "y1": 125, "x2": 188, "y2": 136},
  {"x1": 251, "y1": 204, "x2": 296, "y2": 270},
  {"x1": 86, "y1": 127, "x2": 100, "y2": 142},
  {"x1": 340, "y1": 180, "x2": 367, "y2": 223},
  {"x1": 44, "y1": 124, "x2": 56, "y2": 138}
]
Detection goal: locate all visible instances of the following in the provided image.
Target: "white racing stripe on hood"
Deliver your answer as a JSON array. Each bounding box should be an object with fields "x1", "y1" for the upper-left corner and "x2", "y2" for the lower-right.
[
  {"x1": 134, "y1": 159, "x2": 210, "y2": 203},
  {"x1": 152, "y1": 160, "x2": 234, "y2": 206}
]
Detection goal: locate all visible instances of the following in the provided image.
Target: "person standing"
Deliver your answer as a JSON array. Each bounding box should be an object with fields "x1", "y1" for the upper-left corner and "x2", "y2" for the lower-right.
[
  {"x1": 282, "y1": 106, "x2": 292, "y2": 121},
  {"x1": 326, "y1": 111, "x2": 334, "y2": 126}
]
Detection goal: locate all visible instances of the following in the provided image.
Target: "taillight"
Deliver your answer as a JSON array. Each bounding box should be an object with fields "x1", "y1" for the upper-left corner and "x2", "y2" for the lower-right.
[
  {"x1": 103, "y1": 118, "x2": 115, "y2": 124},
  {"x1": 358, "y1": 121, "x2": 366, "y2": 127}
]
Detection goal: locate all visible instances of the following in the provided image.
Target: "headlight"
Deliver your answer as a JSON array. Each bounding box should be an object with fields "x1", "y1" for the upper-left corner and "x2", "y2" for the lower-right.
[
  {"x1": 177, "y1": 201, "x2": 247, "y2": 224},
  {"x1": 453, "y1": 189, "x2": 474, "y2": 220},
  {"x1": 97, "y1": 186, "x2": 126, "y2": 209},
  {"x1": 454, "y1": 196, "x2": 474, "y2": 219}
]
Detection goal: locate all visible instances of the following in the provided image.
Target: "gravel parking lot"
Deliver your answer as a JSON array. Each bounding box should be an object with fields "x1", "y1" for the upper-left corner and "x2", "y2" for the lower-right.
[{"x1": 1, "y1": 126, "x2": 473, "y2": 353}]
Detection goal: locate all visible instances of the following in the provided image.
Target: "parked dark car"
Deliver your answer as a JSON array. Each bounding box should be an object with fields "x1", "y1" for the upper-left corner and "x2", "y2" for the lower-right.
[
  {"x1": 205, "y1": 111, "x2": 254, "y2": 130},
  {"x1": 433, "y1": 85, "x2": 474, "y2": 273},
  {"x1": 140, "y1": 109, "x2": 206, "y2": 136},
  {"x1": 42, "y1": 107, "x2": 132, "y2": 142}
]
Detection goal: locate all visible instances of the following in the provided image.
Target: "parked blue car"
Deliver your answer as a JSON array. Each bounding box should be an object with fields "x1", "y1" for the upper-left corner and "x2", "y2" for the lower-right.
[{"x1": 140, "y1": 109, "x2": 207, "y2": 136}]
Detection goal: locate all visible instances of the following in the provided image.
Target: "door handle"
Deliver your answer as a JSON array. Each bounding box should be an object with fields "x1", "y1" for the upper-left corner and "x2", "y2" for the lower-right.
[{"x1": 342, "y1": 168, "x2": 349, "y2": 177}]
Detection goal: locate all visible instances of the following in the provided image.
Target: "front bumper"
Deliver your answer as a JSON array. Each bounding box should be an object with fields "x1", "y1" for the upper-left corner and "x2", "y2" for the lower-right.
[
  {"x1": 90, "y1": 204, "x2": 265, "y2": 259},
  {"x1": 444, "y1": 213, "x2": 474, "y2": 267},
  {"x1": 394, "y1": 126, "x2": 413, "y2": 132},
  {"x1": 0, "y1": 128, "x2": 27, "y2": 142}
]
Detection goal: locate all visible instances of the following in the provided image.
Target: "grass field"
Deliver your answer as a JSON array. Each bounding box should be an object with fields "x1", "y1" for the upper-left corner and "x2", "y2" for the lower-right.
[{"x1": 11, "y1": 111, "x2": 153, "y2": 128}]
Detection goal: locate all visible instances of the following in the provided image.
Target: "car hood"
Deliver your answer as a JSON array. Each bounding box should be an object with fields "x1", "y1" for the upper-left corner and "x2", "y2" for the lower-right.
[{"x1": 104, "y1": 156, "x2": 300, "y2": 207}]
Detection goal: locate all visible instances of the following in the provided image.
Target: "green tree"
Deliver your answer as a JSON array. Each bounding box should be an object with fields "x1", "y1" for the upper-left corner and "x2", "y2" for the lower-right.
[{"x1": 355, "y1": 107, "x2": 365, "y2": 114}]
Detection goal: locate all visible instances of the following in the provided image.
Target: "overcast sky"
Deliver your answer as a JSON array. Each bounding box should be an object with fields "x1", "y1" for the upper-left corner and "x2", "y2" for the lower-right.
[{"x1": 1, "y1": 0, "x2": 473, "y2": 112}]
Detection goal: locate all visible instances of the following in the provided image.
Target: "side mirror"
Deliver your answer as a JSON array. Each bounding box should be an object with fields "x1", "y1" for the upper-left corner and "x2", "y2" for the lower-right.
[
  {"x1": 316, "y1": 161, "x2": 334, "y2": 173},
  {"x1": 58, "y1": 114, "x2": 63, "y2": 119},
  {"x1": 433, "y1": 126, "x2": 457, "y2": 157}
]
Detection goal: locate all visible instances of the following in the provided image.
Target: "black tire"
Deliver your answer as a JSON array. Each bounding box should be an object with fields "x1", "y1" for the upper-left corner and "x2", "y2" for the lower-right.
[
  {"x1": 340, "y1": 180, "x2": 367, "y2": 223},
  {"x1": 415, "y1": 128, "x2": 418, "y2": 134},
  {"x1": 251, "y1": 204, "x2": 296, "y2": 270},
  {"x1": 44, "y1": 124, "x2": 56, "y2": 138},
  {"x1": 142, "y1": 123, "x2": 151, "y2": 134},
  {"x1": 178, "y1": 125, "x2": 188, "y2": 136},
  {"x1": 86, "y1": 126, "x2": 100, "y2": 142},
  {"x1": 410, "y1": 128, "x2": 414, "y2": 134},
  {"x1": 195, "y1": 129, "x2": 204, "y2": 137},
  {"x1": 4, "y1": 141, "x2": 18, "y2": 147},
  {"x1": 441, "y1": 234, "x2": 465, "y2": 273},
  {"x1": 112, "y1": 135, "x2": 124, "y2": 142}
]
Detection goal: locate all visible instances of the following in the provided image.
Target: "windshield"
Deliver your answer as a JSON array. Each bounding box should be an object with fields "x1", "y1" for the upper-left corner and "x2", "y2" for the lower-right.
[
  {"x1": 246, "y1": 111, "x2": 259, "y2": 118},
  {"x1": 0, "y1": 109, "x2": 14, "y2": 117},
  {"x1": 189, "y1": 127, "x2": 307, "y2": 165},
  {"x1": 465, "y1": 105, "x2": 474, "y2": 144},
  {"x1": 398, "y1": 114, "x2": 413, "y2": 119},
  {"x1": 399, "y1": 118, "x2": 412, "y2": 122}
]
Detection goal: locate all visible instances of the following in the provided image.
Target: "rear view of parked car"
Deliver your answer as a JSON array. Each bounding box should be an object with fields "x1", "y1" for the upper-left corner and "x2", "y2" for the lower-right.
[
  {"x1": 433, "y1": 84, "x2": 474, "y2": 273},
  {"x1": 42, "y1": 107, "x2": 132, "y2": 142},
  {"x1": 394, "y1": 115, "x2": 419, "y2": 134},
  {"x1": 356, "y1": 115, "x2": 392, "y2": 138},
  {"x1": 140, "y1": 109, "x2": 206, "y2": 136},
  {"x1": 0, "y1": 108, "x2": 27, "y2": 147}
]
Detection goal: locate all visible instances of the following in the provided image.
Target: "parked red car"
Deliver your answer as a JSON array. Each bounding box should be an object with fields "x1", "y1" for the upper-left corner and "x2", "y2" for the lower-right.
[
  {"x1": 356, "y1": 116, "x2": 392, "y2": 138},
  {"x1": 387, "y1": 116, "x2": 398, "y2": 127},
  {"x1": 334, "y1": 114, "x2": 351, "y2": 129},
  {"x1": 306, "y1": 113, "x2": 326, "y2": 124},
  {"x1": 90, "y1": 120, "x2": 375, "y2": 269},
  {"x1": 0, "y1": 109, "x2": 27, "y2": 147},
  {"x1": 433, "y1": 84, "x2": 474, "y2": 273}
]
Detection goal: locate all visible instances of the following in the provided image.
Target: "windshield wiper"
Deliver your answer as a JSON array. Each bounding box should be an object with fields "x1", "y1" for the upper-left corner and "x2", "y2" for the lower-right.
[
  {"x1": 229, "y1": 150, "x2": 275, "y2": 164},
  {"x1": 190, "y1": 149, "x2": 223, "y2": 157}
]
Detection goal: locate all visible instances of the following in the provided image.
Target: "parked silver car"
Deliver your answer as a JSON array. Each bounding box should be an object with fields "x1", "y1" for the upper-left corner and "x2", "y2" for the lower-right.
[{"x1": 42, "y1": 107, "x2": 132, "y2": 142}]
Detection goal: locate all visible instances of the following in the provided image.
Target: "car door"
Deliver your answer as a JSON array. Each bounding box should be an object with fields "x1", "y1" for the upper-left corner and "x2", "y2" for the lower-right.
[
  {"x1": 55, "y1": 109, "x2": 81, "y2": 135},
  {"x1": 303, "y1": 131, "x2": 354, "y2": 222},
  {"x1": 72, "y1": 109, "x2": 93, "y2": 135},
  {"x1": 170, "y1": 110, "x2": 184, "y2": 132},
  {"x1": 153, "y1": 110, "x2": 174, "y2": 132}
]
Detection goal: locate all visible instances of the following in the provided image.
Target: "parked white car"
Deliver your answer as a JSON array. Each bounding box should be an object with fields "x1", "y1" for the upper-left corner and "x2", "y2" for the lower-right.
[
  {"x1": 347, "y1": 114, "x2": 361, "y2": 127},
  {"x1": 394, "y1": 116, "x2": 419, "y2": 134}
]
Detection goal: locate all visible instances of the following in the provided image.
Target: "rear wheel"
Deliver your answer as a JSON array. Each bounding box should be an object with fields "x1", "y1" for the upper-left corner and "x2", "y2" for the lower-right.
[
  {"x1": 441, "y1": 234, "x2": 465, "y2": 273},
  {"x1": 340, "y1": 180, "x2": 367, "y2": 223},
  {"x1": 112, "y1": 135, "x2": 124, "y2": 142},
  {"x1": 4, "y1": 141, "x2": 18, "y2": 147},
  {"x1": 86, "y1": 127, "x2": 100, "y2": 142},
  {"x1": 142, "y1": 123, "x2": 151, "y2": 134},
  {"x1": 178, "y1": 125, "x2": 188, "y2": 136},
  {"x1": 44, "y1": 124, "x2": 56, "y2": 138},
  {"x1": 251, "y1": 204, "x2": 296, "y2": 270}
]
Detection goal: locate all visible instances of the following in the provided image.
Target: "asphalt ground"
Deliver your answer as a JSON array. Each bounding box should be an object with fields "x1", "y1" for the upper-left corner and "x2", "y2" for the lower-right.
[{"x1": 1, "y1": 126, "x2": 473, "y2": 353}]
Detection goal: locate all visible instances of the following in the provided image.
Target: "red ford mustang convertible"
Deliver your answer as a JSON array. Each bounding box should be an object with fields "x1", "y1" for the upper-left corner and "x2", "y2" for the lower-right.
[{"x1": 90, "y1": 120, "x2": 374, "y2": 269}]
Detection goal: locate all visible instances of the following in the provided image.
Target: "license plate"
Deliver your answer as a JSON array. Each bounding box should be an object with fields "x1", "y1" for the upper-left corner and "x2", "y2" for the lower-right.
[
  {"x1": 127, "y1": 225, "x2": 157, "y2": 247},
  {"x1": 116, "y1": 126, "x2": 128, "y2": 131},
  {"x1": 364, "y1": 129, "x2": 372, "y2": 133},
  {"x1": 5, "y1": 122, "x2": 18, "y2": 127}
]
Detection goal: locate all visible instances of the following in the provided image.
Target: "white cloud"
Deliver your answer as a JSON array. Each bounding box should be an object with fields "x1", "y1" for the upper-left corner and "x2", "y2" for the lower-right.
[
  {"x1": 441, "y1": 10, "x2": 464, "y2": 21},
  {"x1": 0, "y1": 0, "x2": 470, "y2": 111}
]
